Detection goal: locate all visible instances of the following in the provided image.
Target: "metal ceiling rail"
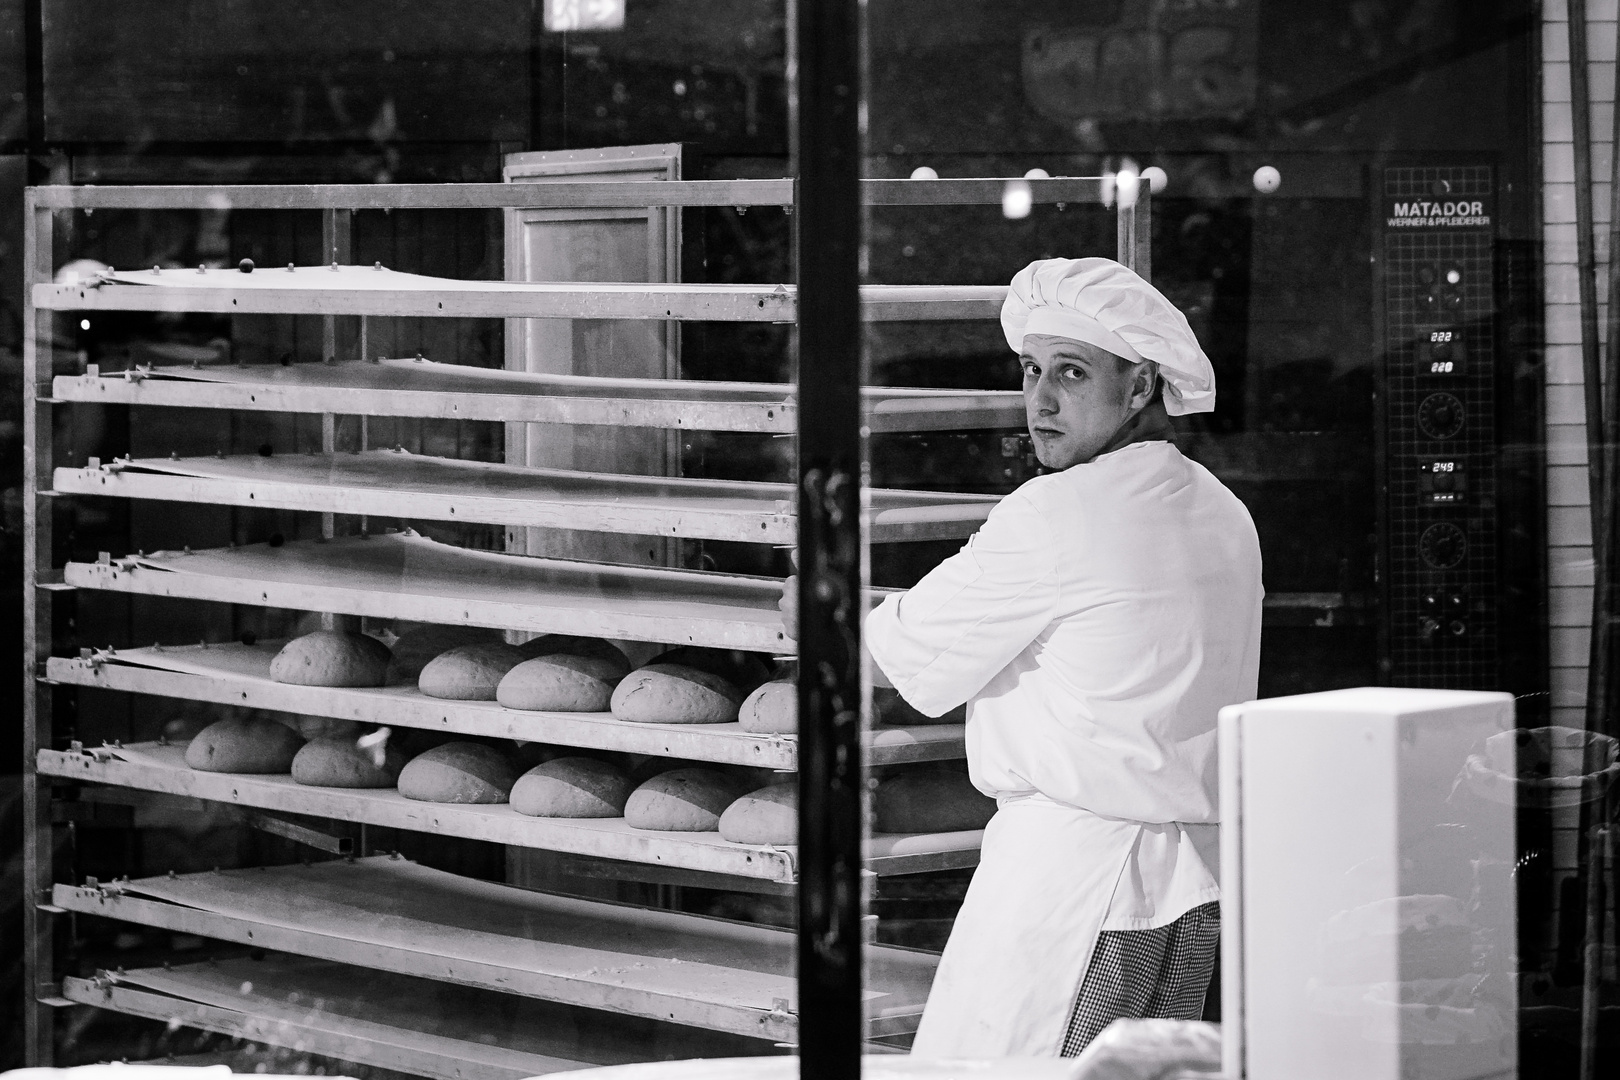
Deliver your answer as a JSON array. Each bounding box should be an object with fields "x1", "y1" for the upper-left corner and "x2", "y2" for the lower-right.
[{"x1": 27, "y1": 176, "x2": 1107, "y2": 211}]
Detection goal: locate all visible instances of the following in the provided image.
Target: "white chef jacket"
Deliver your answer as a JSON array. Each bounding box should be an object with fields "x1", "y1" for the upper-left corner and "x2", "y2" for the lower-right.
[{"x1": 866, "y1": 439, "x2": 1262, "y2": 1056}]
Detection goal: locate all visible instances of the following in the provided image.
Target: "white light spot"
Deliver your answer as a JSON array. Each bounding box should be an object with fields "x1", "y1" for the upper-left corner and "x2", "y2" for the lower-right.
[
  {"x1": 673, "y1": 80, "x2": 687, "y2": 96},
  {"x1": 1142, "y1": 166, "x2": 1168, "y2": 193},
  {"x1": 1002, "y1": 179, "x2": 1033, "y2": 219},
  {"x1": 1253, "y1": 165, "x2": 1281, "y2": 194},
  {"x1": 1446, "y1": 269, "x2": 1462, "y2": 285},
  {"x1": 909, "y1": 166, "x2": 938, "y2": 181},
  {"x1": 80, "y1": 319, "x2": 91, "y2": 331},
  {"x1": 1116, "y1": 167, "x2": 1140, "y2": 210},
  {"x1": 1023, "y1": 168, "x2": 1050, "y2": 179},
  {"x1": 239, "y1": 981, "x2": 254, "y2": 995}
]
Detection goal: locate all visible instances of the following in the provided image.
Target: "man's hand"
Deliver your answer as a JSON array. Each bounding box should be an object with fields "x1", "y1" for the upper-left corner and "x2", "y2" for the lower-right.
[{"x1": 779, "y1": 574, "x2": 797, "y2": 642}]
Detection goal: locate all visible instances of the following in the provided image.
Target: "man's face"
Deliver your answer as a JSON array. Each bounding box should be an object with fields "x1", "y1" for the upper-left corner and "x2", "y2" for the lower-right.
[{"x1": 1020, "y1": 333, "x2": 1155, "y2": 470}]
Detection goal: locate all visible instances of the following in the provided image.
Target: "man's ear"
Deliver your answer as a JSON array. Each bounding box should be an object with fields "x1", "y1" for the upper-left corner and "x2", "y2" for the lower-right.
[{"x1": 1129, "y1": 362, "x2": 1161, "y2": 410}]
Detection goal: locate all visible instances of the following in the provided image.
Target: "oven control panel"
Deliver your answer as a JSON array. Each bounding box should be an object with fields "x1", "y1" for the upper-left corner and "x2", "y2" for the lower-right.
[{"x1": 1376, "y1": 165, "x2": 1498, "y2": 688}]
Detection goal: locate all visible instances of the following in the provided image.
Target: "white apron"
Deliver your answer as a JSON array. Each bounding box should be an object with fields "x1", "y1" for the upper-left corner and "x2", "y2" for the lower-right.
[{"x1": 908, "y1": 796, "x2": 1143, "y2": 1058}]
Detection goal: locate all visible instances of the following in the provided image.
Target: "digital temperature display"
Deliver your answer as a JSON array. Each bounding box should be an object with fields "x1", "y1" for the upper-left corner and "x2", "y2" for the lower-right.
[
  {"x1": 1417, "y1": 459, "x2": 1467, "y2": 504},
  {"x1": 1416, "y1": 328, "x2": 1465, "y2": 375}
]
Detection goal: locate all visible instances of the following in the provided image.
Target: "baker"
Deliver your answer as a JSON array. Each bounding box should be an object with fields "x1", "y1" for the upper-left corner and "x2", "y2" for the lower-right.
[{"x1": 791, "y1": 257, "x2": 1263, "y2": 1057}]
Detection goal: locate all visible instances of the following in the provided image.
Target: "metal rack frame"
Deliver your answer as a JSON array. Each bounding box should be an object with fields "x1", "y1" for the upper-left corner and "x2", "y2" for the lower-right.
[{"x1": 21, "y1": 174, "x2": 1150, "y2": 1068}]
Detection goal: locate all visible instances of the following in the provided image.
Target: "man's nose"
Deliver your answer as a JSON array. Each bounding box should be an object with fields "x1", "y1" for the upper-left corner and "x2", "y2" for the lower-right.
[{"x1": 1031, "y1": 373, "x2": 1060, "y2": 414}]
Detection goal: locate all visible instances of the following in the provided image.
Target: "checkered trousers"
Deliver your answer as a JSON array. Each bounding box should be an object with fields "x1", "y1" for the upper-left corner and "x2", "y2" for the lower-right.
[{"x1": 1058, "y1": 901, "x2": 1221, "y2": 1057}]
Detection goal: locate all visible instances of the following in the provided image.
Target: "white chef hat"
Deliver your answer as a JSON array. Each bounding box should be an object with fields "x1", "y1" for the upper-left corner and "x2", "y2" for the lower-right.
[{"x1": 1001, "y1": 257, "x2": 1216, "y2": 415}]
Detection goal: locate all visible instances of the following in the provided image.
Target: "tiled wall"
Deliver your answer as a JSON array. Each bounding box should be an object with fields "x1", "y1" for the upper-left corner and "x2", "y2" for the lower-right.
[{"x1": 1541, "y1": 0, "x2": 1608, "y2": 926}]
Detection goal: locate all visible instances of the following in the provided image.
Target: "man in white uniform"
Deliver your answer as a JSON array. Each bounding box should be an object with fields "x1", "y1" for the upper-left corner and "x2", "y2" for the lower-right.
[{"x1": 864, "y1": 257, "x2": 1263, "y2": 1057}]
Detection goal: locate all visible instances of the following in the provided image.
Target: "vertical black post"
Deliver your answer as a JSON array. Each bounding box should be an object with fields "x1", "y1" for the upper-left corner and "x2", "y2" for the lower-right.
[
  {"x1": 23, "y1": 0, "x2": 49, "y2": 181},
  {"x1": 794, "y1": 0, "x2": 864, "y2": 1076}
]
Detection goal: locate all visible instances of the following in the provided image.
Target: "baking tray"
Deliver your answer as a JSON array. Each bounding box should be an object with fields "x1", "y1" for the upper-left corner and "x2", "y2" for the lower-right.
[
  {"x1": 36, "y1": 742, "x2": 984, "y2": 880},
  {"x1": 34, "y1": 266, "x2": 1003, "y2": 322},
  {"x1": 52, "y1": 857, "x2": 938, "y2": 1041},
  {"x1": 53, "y1": 450, "x2": 997, "y2": 544},
  {"x1": 61, "y1": 530, "x2": 800, "y2": 651},
  {"x1": 51, "y1": 356, "x2": 1026, "y2": 434},
  {"x1": 64, "y1": 955, "x2": 779, "y2": 1079},
  {"x1": 44, "y1": 642, "x2": 966, "y2": 769}
]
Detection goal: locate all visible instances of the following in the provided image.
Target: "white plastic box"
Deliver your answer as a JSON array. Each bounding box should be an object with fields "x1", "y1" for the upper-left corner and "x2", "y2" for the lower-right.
[{"x1": 1220, "y1": 688, "x2": 1518, "y2": 1080}]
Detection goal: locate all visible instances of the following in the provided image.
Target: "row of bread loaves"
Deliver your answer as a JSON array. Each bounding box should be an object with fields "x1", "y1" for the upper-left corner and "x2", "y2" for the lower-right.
[
  {"x1": 181, "y1": 713, "x2": 992, "y2": 837},
  {"x1": 267, "y1": 629, "x2": 963, "y2": 728}
]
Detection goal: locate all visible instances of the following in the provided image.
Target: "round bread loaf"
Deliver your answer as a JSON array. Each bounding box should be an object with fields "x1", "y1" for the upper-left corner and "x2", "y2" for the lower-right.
[
  {"x1": 611, "y1": 664, "x2": 743, "y2": 724},
  {"x1": 418, "y1": 643, "x2": 529, "y2": 701},
  {"x1": 625, "y1": 767, "x2": 749, "y2": 831},
  {"x1": 498, "y1": 654, "x2": 625, "y2": 712},
  {"x1": 291, "y1": 735, "x2": 408, "y2": 788},
  {"x1": 269, "y1": 631, "x2": 391, "y2": 687},
  {"x1": 511, "y1": 756, "x2": 634, "y2": 818},
  {"x1": 738, "y1": 681, "x2": 795, "y2": 734},
  {"x1": 518, "y1": 634, "x2": 632, "y2": 673},
  {"x1": 873, "y1": 687, "x2": 965, "y2": 727},
  {"x1": 397, "y1": 742, "x2": 517, "y2": 803},
  {"x1": 386, "y1": 625, "x2": 503, "y2": 685},
  {"x1": 719, "y1": 782, "x2": 796, "y2": 845},
  {"x1": 185, "y1": 717, "x2": 305, "y2": 773},
  {"x1": 874, "y1": 769, "x2": 996, "y2": 834}
]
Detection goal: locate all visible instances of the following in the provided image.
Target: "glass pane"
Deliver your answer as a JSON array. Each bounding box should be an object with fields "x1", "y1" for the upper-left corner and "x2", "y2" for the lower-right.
[
  {"x1": 856, "y1": 3, "x2": 1611, "y2": 1079},
  {"x1": 16, "y1": 3, "x2": 819, "y2": 1073}
]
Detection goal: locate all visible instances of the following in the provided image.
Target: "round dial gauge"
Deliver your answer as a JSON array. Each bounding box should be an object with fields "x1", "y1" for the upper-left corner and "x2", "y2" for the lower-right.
[
  {"x1": 1417, "y1": 393, "x2": 1465, "y2": 439},
  {"x1": 1419, "y1": 522, "x2": 1468, "y2": 570}
]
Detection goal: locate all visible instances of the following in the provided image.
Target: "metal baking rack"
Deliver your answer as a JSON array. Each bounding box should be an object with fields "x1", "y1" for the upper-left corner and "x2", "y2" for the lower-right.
[
  {"x1": 52, "y1": 357, "x2": 1029, "y2": 433},
  {"x1": 46, "y1": 643, "x2": 966, "y2": 768},
  {"x1": 22, "y1": 171, "x2": 1149, "y2": 1070},
  {"x1": 53, "y1": 449, "x2": 999, "y2": 543},
  {"x1": 48, "y1": 857, "x2": 940, "y2": 1043},
  {"x1": 37, "y1": 743, "x2": 982, "y2": 882},
  {"x1": 61, "y1": 956, "x2": 653, "y2": 1080}
]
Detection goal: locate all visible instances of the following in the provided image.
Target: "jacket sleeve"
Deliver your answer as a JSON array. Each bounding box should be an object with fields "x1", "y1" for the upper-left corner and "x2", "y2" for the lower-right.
[{"x1": 864, "y1": 490, "x2": 1061, "y2": 716}]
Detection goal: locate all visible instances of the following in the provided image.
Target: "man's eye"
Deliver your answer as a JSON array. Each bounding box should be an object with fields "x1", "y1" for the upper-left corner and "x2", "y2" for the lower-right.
[
  {"x1": 1021, "y1": 363, "x2": 1040, "y2": 378},
  {"x1": 1060, "y1": 366, "x2": 1085, "y2": 380}
]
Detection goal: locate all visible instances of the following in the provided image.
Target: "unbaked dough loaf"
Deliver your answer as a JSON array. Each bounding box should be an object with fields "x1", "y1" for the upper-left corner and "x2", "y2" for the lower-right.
[
  {"x1": 518, "y1": 634, "x2": 632, "y2": 674},
  {"x1": 269, "y1": 631, "x2": 391, "y2": 687},
  {"x1": 385, "y1": 625, "x2": 503, "y2": 685},
  {"x1": 625, "y1": 767, "x2": 749, "y2": 831},
  {"x1": 397, "y1": 742, "x2": 517, "y2": 803},
  {"x1": 738, "y1": 680, "x2": 795, "y2": 734},
  {"x1": 873, "y1": 686, "x2": 965, "y2": 727},
  {"x1": 873, "y1": 769, "x2": 996, "y2": 834},
  {"x1": 497, "y1": 654, "x2": 625, "y2": 712},
  {"x1": 718, "y1": 782, "x2": 796, "y2": 845},
  {"x1": 418, "y1": 643, "x2": 529, "y2": 701},
  {"x1": 612, "y1": 664, "x2": 743, "y2": 724},
  {"x1": 291, "y1": 735, "x2": 408, "y2": 788},
  {"x1": 511, "y1": 756, "x2": 634, "y2": 818},
  {"x1": 185, "y1": 717, "x2": 305, "y2": 773}
]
